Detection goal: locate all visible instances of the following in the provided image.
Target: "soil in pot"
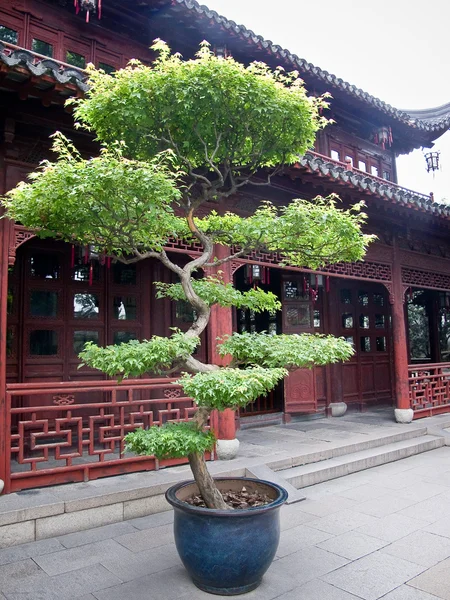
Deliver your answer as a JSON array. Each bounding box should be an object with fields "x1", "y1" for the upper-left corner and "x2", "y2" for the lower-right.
[{"x1": 185, "y1": 486, "x2": 273, "y2": 509}]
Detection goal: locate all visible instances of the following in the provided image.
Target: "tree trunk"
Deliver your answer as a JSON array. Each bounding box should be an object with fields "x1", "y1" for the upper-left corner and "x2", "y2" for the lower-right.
[{"x1": 188, "y1": 452, "x2": 229, "y2": 510}]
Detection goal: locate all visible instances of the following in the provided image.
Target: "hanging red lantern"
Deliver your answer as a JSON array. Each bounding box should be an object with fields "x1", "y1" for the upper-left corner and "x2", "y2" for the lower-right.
[{"x1": 74, "y1": 0, "x2": 102, "y2": 22}]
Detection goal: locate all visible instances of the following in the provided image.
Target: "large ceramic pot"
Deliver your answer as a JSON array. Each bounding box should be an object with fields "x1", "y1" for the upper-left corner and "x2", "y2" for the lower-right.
[{"x1": 165, "y1": 477, "x2": 288, "y2": 596}]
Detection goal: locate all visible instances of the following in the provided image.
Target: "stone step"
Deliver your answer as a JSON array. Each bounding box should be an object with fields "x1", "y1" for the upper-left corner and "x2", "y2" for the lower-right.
[
  {"x1": 266, "y1": 426, "x2": 429, "y2": 471},
  {"x1": 278, "y1": 434, "x2": 445, "y2": 489}
]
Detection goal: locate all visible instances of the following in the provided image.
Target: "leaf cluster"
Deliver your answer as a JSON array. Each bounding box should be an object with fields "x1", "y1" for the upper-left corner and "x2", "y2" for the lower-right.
[
  {"x1": 125, "y1": 422, "x2": 215, "y2": 459},
  {"x1": 78, "y1": 331, "x2": 199, "y2": 378},
  {"x1": 218, "y1": 332, "x2": 354, "y2": 369},
  {"x1": 178, "y1": 367, "x2": 288, "y2": 411},
  {"x1": 155, "y1": 276, "x2": 281, "y2": 314}
]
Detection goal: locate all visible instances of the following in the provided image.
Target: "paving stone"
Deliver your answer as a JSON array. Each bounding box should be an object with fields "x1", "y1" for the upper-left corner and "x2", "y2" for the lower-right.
[
  {"x1": 317, "y1": 530, "x2": 388, "y2": 560},
  {"x1": 398, "y1": 493, "x2": 450, "y2": 524},
  {"x1": 0, "y1": 521, "x2": 35, "y2": 549},
  {"x1": 35, "y1": 503, "x2": 123, "y2": 539},
  {"x1": 0, "y1": 560, "x2": 42, "y2": 588},
  {"x1": 113, "y1": 523, "x2": 173, "y2": 552},
  {"x1": 0, "y1": 538, "x2": 64, "y2": 566},
  {"x1": 295, "y1": 494, "x2": 356, "y2": 517},
  {"x1": 352, "y1": 493, "x2": 418, "y2": 518},
  {"x1": 275, "y1": 579, "x2": 362, "y2": 600},
  {"x1": 380, "y1": 584, "x2": 442, "y2": 599},
  {"x1": 123, "y1": 495, "x2": 171, "y2": 520},
  {"x1": 279, "y1": 504, "x2": 317, "y2": 531},
  {"x1": 380, "y1": 530, "x2": 450, "y2": 568},
  {"x1": 424, "y1": 516, "x2": 450, "y2": 539},
  {"x1": 0, "y1": 491, "x2": 63, "y2": 526},
  {"x1": 33, "y1": 539, "x2": 133, "y2": 576},
  {"x1": 58, "y1": 521, "x2": 138, "y2": 548},
  {"x1": 306, "y1": 508, "x2": 379, "y2": 536},
  {"x1": 101, "y1": 544, "x2": 180, "y2": 582},
  {"x1": 276, "y1": 524, "x2": 333, "y2": 558},
  {"x1": 273, "y1": 546, "x2": 349, "y2": 586},
  {"x1": 337, "y1": 484, "x2": 391, "y2": 502},
  {"x1": 357, "y1": 513, "x2": 430, "y2": 542},
  {"x1": 1, "y1": 564, "x2": 122, "y2": 600},
  {"x1": 322, "y1": 551, "x2": 426, "y2": 600},
  {"x1": 408, "y1": 557, "x2": 450, "y2": 599},
  {"x1": 394, "y1": 482, "x2": 449, "y2": 502},
  {"x1": 127, "y1": 511, "x2": 174, "y2": 530}
]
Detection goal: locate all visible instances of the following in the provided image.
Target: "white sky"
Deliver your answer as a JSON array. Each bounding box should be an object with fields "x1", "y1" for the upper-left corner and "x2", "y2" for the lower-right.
[{"x1": 203, "y1": 0, "x2": 450, "y2": 201}]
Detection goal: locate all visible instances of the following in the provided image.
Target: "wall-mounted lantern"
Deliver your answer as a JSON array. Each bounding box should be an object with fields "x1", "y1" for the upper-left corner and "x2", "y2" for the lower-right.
[
  {"x1": 74, "y1": 0, "x2": 101, "y2": 22},
  {"x1": 424, "y1": 151, "x2": 440, "y2": 173},
  {"x1": 373, "y1": 126, "x2": 393, "y2": 150}
]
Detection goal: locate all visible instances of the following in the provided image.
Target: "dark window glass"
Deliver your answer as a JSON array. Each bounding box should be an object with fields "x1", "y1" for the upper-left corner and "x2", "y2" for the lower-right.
[
  {"x1": 383, "y1": 171, "x2": 391, "y2": 181},
  {"x1": 114, "y1": 296, "x2": 137, "y2": 320},
  {"x1": 408, "y1": 297, "x2": 431, "y2": 360},
  {"x1": 360, "y1": 336, "x2": 371, "y2": 352},
  {"x1": 376, "y1": 336, "x2": 386, "y2": 352},
  {"x1": 0, "y1": 25, "x2": 18, "y2": 44},
  {"x1": 175, "y1": 300, "x2": 196, "y2": 323},
  {"x1": 340, "y1": 289, "x2": 352, "y2": 304},
  {"x1": 7, "y1": 287, "x2": 14, "y2": 315},
  {"x1": 359, "y1": 314, "x2": 370, "y2": 329},
  {"x1": 30, "y1": 291, "x2": 58, "y2": 317},
  {"x1": 72, "y1": 262, "x2": 100, "y2": 283},
  {"x1": 113, "y1": 263, "x2": 136, "y2": 285},
  {"x1": 99, "y1": 62, "x2": 115, "y2": 74},
  {"x1": 30, "y1": 253, "x2": 60, "y2": 279},
  {"x1": 284, "y1": 281, "x2": 299, "y2": 300},
  {"x1": 314, "y1": 309, "x2": 321, "y2": 328},
  {"x1": 342, "y1": 313, "x2": 353, "y2": 329},
  {"x1": 73, "y1": 330, "x2": 99, "y2": 355},
  {"x1": 74, "y1": 293, "x2": 99, "y2": 319},
  {"x1": 373, "y1": 294, "x2": 384, "y2": 306},
  {"x1": 30, "y1": 330, "x2": 58, "y2": 355},
  {"x1": 358, "y1": 291, "x2": 369, "y2": 306},
  {"x1": 375, "y1": 314, "x2": 385, "y2": 329},
  {"x1": 66, "y1": 50, "x2": 86, "y2": 68},
  {"x1": 345, "y1": 336, "x2": 354, "y2": 346},
  {"x1": 286, "y1": 305, "x2": 310, "y2": 327},
  {"x1": 6, "y1": 327, "x2": 15, "y2": 357},
  {"x1": 32, "y1": 38, "x2": 53, "y2": 57},
  {"x1": 114, "y1": 331, "x2": 137, "y2": 344}
]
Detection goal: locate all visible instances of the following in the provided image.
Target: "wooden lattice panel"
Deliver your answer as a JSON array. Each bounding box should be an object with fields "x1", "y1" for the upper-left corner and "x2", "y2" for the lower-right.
[
  {"x1": 409, "y1": 364, "x2": 450, "y2": 412},
  {"x1": 402, "y1": 268, "x2": 450, "y2": 292}
]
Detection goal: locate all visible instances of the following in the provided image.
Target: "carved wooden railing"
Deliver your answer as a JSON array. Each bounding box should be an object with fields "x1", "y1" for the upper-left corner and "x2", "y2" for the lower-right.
[
  {"x1": 4, "y1": 379, "x2": 217, "y2": 493},
  {"x1": 408, "y1": 362, "x2": 450, "y2": 417}
]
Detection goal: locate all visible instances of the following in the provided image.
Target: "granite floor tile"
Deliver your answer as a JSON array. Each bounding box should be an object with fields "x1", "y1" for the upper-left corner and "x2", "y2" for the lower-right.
[
  {"x1": 273, "y1": 545, "x2": 349, "y2": 587},
  {"x1": 394, "y1": 482, "x2": 449, "y2": 503},
  {"x1": 317, "y1": 530, "x2": 388, "y2": 561},
  {"x1": 322, "y1": 551, "x2": 426, "y2": 600},
  {"x1": 0, "y1": 559, "x2": 42, "y2": 588},
  {"x1": 101, "y1": 543, "x2": 181, "y2": 582},
  {"x1": 0, "y1": 539, "x2": 64, "y2": 566},
  {"x1": 307, "y1": 509, "x2": 379, "y2": 536},
  {"x1": 32, "y1": 539, "x2": 133, "y2": 576},
  {"x1": 58, "y1": 521, "x2": 138, "y2": 549},
  {"x1": 276, "y1": 524, "x2": 333, "y2": 558},
  {"x1": 127, "y1": 511, "x2": 174, "y2": 530},
  {"x1": 113, "y1": 523, "x2": 173, "y2": 552},
  {"x1": 357, "y1": 513, "x2": 430, "y2": 543},
  {"x1": 380, "y1": 584, "x2": 442, "y2": 599},
  {"x1": 1, "y1": 564, "x2": 122, "y2": 600},
  {"x1": 380, "y1": 530, "x2": 450, "y2": 568},
  {"x1": 398, "y1": 494, "x2": 450, "y2": 524},
  {"x1": 296, "y1": 495, "x2": 357, "y2": 517},
  {"x1": 408, "y1": 557, "x2": 450, "y2": 599},
  {"x1": 279, "y1": 504, "x2": 317, "y2": 531},
  {"x1": 338, "y1": 484, "x2": 392, "y2": 502},
  {"x1": 275, "y1": 579, "x2": 363, "y2": 600},
  {"x1": 424, "y1": 516, "x2": 450, "y2": 539},
  {"x1": 352, "y1": 494, "x2": 418, "y2": 518}
]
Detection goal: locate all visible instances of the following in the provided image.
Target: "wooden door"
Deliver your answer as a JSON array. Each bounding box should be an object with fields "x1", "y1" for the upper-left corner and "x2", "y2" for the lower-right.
[
  {"x1": 282, "y1": 276, "x2": 326, "y2": 415},
  {"x1": 338, "y1": 282, "x2": 393, "y2": 406}
]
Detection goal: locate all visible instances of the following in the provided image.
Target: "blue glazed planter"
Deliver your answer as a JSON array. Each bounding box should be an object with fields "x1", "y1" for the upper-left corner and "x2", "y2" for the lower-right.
[{"x1": 165, "y1": 477, "x2": 288, "y2": 596}]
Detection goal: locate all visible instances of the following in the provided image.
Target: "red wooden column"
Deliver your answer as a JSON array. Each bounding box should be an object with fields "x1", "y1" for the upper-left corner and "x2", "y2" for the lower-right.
[
  {"x1": 0, "y1": 215, "x2": 10, "y2": 489},
  {"x1": 327, "y1": 277, "x2": 346, "y2": 416},
  {"x1": 391, "y1": 239, "x2": 412, "y2": 422},
  {"x1": 205, "y1": 245, "x2": 237, "y2": 442}
]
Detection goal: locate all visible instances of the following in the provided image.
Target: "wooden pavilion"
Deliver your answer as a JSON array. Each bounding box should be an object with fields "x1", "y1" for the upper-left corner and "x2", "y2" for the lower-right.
[{"x1": 1, "y1": 0, "x2": 450, "y2": 493}]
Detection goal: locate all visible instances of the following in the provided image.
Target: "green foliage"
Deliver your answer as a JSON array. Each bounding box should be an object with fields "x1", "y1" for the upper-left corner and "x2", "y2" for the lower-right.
[
  {"x1": 200, "y1": 197, "x2": 374, "y2": 270},
  {"x1": 70, "y1": 40, "x2": 327, "y2": 173},
  {"x1": 125, "y1": 422, "x2": 215, "y2": 459},
  {"x1": 178, "y1": 367, "x2": 288, "y2": 411},
  {"x1": 78, "y1": 332, "x2": 199, "y2": 378},
  {"x1": 218, "y1": 332, "x2": 354, "y2": 369},
  {"x1": 2, "y1": 134, "x2": 184, "y2": 256},
  {"x1": 155, "y1": 276, "x2": 281, "y2": 314}
]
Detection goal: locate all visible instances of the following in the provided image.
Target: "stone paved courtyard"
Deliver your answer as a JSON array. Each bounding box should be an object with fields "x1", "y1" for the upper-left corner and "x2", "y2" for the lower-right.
[{"x1": 2, "y1": 446, "x2": 450, "y2": 599}]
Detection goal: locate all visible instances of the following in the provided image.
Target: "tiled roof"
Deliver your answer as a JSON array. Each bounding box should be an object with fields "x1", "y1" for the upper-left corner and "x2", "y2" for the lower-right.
[
  {"x1": 296, "y1": 152, "x2": 450, "y2": 219},
  {"x1": 0, "y1": 42, "x2": 88, "y2": 96},
  {"x1": 172, "y1": 0, "x2": 450, "y2": 139}
]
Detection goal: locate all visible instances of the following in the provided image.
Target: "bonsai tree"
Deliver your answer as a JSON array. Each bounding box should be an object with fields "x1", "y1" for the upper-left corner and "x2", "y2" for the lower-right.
[{"x1": 2, "y1": 41, "x2": 373, "y2": 510}]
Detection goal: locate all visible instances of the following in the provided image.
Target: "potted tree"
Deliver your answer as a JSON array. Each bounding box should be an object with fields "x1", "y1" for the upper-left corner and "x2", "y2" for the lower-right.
[{"x1": 2, "y1": 42, "x2": 373, "y2": 595}]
